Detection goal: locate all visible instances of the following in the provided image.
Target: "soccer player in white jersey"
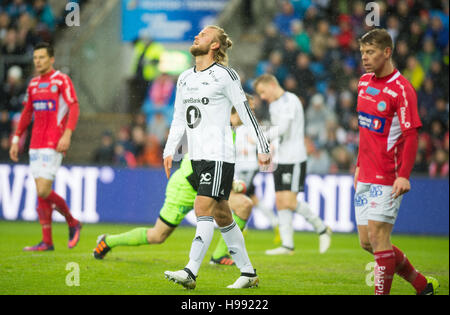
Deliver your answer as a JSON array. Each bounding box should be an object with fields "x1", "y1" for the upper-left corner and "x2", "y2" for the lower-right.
[
  {"x1": 254, "y1": 74, "x2": 332, "y2": 255},
  {"x1": 163, "y1": 25, "x2": 271, "y2": 289}
]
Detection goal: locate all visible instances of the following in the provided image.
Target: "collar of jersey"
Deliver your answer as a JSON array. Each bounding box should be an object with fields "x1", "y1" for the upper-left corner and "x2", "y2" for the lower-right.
[
  {"x1": 194, "y1": 62, "x2": 217, "y2": 73},
  {"x1": 371, "y1": 69, "x2": 398, "y2": 82}
]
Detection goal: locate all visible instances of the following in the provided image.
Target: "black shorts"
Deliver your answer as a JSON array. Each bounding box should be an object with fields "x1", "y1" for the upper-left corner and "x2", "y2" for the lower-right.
[
  {"x1": 273, "y1": 162, "x2": 307, "y2": 192},
  {"x1": 235, "y1": 169, "x2": 258, "y2": 197},
  {"x1": 191, "y1": 160, "x2": 235, "y2": 201}
]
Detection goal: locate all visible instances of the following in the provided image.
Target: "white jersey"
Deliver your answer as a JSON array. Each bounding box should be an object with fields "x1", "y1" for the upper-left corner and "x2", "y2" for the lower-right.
[
  {"x1": 234, "y1": 125, "x2": 259, "y2": 172},
  {"x1": 164, "y1": 63, "x2": 270, "y2": 163},
  {"x1": 269, "y1": 91, "x2": 307, "y2": 164}
]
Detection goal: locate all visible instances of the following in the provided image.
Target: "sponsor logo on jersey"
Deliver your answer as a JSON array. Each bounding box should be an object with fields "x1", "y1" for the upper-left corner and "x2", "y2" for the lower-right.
[
  {"x1": 38, "y1": 83, "x2": 50, "y2": 89},
  {"x1": 201, "y1": 97, "x2": 209, "y2": 105},
  {"x1": 377, "y1": 101, "x2": 387, "y2": 112},
  {"x1": 183, "y1": 97, "x2": 201, "y2": 104},
  {"x1": 358, "y1": 112, "x2": 386, "y2": 133},
  {"x1": 365, "y1": 86, "x2": 380, "y2": 96},
  {"x1": 33, "y1": 100, "x2": 56, "y2": 111},
  {"x1": 383, "y1": 87, "x2": 398, "y2": 98},
  {"x1": 359, "y1": 81, "x2": 369, "y2": 87}
]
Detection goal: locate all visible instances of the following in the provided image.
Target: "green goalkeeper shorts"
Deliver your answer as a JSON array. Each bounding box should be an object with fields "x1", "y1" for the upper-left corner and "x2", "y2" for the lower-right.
[{"x1": 159, "y1": 170, "x2": 197, "y2": 227}]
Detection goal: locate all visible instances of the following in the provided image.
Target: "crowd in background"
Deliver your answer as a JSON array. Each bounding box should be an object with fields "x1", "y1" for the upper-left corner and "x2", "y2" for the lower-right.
[
  {"x1": 0, "y1": 0, "x2": 88, "y2": 161},
  {"x1": 244, "y1": 0, "x2": 448, "y2": 177},
  {"x1": 1, "y1": 0, "x2": 449, "y2": 177}
]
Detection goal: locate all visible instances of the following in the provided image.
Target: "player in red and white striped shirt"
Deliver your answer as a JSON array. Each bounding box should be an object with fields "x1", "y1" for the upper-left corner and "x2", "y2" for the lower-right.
[
  {"x1": 9, "y1": 42, "x2": 81, "y2": 251},
  {"x1": 354, "y1": 29, "x2": 439, "y2": 295}
]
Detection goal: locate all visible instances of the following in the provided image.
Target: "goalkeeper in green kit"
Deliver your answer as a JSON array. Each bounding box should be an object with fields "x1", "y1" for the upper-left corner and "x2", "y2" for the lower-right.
[{"x1": 93, "y1": 153, "x2": 252, "y2": 265}]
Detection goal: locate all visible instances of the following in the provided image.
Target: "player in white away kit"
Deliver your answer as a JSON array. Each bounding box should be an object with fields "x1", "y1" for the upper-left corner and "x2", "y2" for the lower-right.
[
  {"x1": 163, "y1": 26, "x2": 271, "y2": 289},
  {"x1": 233, "y1": 95, "x2": 280, "y2": 244},
  {"x1": 254, "y1": 74, "x2": 332, "y2": 255}
]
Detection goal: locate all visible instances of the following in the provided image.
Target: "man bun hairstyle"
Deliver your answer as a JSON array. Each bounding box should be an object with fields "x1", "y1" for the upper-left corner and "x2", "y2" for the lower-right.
[{"x1": 207, "y1": 25, "x2": 233, "y2": 66}]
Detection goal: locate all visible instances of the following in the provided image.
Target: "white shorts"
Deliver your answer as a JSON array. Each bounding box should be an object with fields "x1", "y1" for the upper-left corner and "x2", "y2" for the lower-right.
[
  {"x1": 354, "y1": 182, "x2": 403, "y2": 225},
  {"x1": 29, "y1": 148, "x2": 63, "y2": 181}
]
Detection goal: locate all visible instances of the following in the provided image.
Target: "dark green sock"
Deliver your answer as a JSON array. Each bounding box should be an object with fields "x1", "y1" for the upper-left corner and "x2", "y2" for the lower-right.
[{"x1": 105, "y1": 228, "x2": 149, "y2": 248}]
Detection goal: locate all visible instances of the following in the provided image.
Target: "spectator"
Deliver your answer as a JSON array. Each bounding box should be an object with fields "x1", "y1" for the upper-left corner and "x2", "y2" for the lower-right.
[
  {"x1": 393, "y1": 39, "x2": 411, "y2": 72},
  {"x1": 139, "y1": 135, "x2": 163, "y2": 168},
  {"x1": 429, "y1": 148, "x2": 449, "y2": 177},
  {"x1": 0, "y1": 11, "x2": 11, "y2": 42},
  {"x1": 281, "y1": 37, "x2": 300, "y2": 72},
  {"x1": 403, "y1": 55, "x2": 425, "y2": 90},
  {"x1": 292, "y1": 53, "x2": 315, "y2": 101},
  {"x1": 148, "y1": 112, "x2": 168, "y2": 146},
  {"x1": 142, "y1": 73, "x2": 175, "y2": 125},
  {"x1": 330, "y1": 145, "x2": 354, "y2": 174},
  {"x1": 418, "y1": 36, "x2": 442, "y2": 74},
  {"x1": 311, "y1": 19, "x2": 332, "y2": 59},
  {"x1": 272, "y1": 0, "x2": 296, "y2": 37},
  {"x1": 425, "y1": 15, "x2": 449, "y2": 51},
  {"x1": 335, "y1": 14, "x2": 354, "y2": 52},
  {"x1": 6, "y1": 0, "x2": 32, "y2": 21},
  {"x1": 255, "y1": 50, "x2": 288, "y2": 85},
  {"x1": 418, "y1": 77, "x2": 440, "y2": 121},
  {"x1": 33, "y1": 0, "x2": 55, "y2": 32},
  {"x1": 2, "y1": 65, "x2": 26, "y2": 113},
  {"x1": 93, "y1": 131, "x2": 115, "y2": 165},
  {"x1": 305, "y1": 93, "x2": 335, "y2": 146},
  {"x1": 305, "y1": 136, "x2": 331, "y2": 175},
  {"x1": 0, "y1": 109, "x2": 12, "y2": 137},
  {"x1": 113, "y1": 143, "x2": 136, "y2": 168},
  {"x1": 131, "y1": 125, "x2": 146, "y2": 161},
  {"x1": 1, "y1": 27, "x2": 26, "y2": 55},
  {"x1": 17, "y1": 12, "x2": 41, "y2": 53},
  {"x1": 336, "y1": 90, "x2": 355, "y2": 129},
  {"x1": 291, "y1": 20, "x2": 311, "y2": 54},
  {"x1": 260, "y1": 23, "x2": 284, "y2": 61}
]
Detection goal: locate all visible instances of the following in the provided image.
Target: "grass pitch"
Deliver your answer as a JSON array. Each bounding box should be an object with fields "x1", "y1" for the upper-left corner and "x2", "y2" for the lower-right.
[{"x1": 0, "y1": 220, "x2": 448, "y2": 295}]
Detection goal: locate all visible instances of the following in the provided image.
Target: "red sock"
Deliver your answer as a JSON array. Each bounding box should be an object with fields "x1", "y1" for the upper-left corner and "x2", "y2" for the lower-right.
[
  {"x1": 45, "y1": 191, "x2": 78, "y2": 227},
  {"x1": 392, "y1": 245, "x2": 427, "y2": 294},
  {"x1": 374, "y1": 250, "x2": 396, "y2": 295},
  {"x1": 37, "y1": 197, "x2": 53, "y2": 245}
]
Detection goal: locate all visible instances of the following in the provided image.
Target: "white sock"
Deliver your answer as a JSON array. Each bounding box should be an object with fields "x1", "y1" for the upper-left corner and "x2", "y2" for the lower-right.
[
  {"x1": 220, "y1": 220, "x2": 255, "y2": 274},
  {"x1": 295, "y1": 202, "x2": 326, "y2": 234},
  {"x1": 257, "y1": 203, "x2": 278, "y2": 228},
  {"x1": 185, "y1": 216, "x2": 214, "y2": 276},
  {"x1": 278, "y1": 209, "x2": 294, "y2": 249}
]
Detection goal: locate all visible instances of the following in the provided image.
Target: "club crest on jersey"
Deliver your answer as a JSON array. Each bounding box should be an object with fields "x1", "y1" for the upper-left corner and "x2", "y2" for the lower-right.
[
  {"x1": 358, "y1": 112, "x2": 386, "y2": 133},
  {"x1": 377, "y1": 101, "x2": 387, "y2": 112},
  {"x1": 51, "y1": 85, "x2": 58, "y2": 93},
  {"x1": 33, "y1": 100, "x2": 56, "y2": 111}
]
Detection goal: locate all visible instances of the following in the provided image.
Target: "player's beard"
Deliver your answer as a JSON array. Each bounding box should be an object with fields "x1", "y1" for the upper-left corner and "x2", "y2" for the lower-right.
[{"x1": 190, "y1": 43, "x2": 211, "y2": 57}]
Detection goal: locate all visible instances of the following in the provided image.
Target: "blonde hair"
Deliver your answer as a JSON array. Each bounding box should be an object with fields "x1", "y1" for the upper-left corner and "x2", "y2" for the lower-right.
[
  {"x1": 253, "y1": 74, "x2": 280, "y2": 90},
  {"x1": 207, "y1": 25, "x2": 233, "y2": 66}
]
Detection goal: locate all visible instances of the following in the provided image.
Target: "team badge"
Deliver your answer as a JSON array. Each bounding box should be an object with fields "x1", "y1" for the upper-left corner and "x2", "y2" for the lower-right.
[
  {"x1": 51, "y1": 85, "x2": 58, "y2": 93},
  {"x1": 377, "y1": 101, "x2": 387, "y2": 112}
]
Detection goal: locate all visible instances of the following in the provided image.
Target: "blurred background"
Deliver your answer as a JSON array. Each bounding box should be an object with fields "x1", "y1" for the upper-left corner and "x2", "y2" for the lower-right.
[{"x1": 0, "y1": 0, "x2": 448, "y2": 177}]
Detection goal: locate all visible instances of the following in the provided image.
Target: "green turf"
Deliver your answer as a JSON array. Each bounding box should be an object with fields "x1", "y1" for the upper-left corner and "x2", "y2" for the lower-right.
[{"x1": 0, "y1": 220, "x2": 448, "y2": 295}]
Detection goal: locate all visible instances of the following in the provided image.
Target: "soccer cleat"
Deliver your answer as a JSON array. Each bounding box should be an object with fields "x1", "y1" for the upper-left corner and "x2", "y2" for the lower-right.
[
  {"x1": 319, "y1": 226, "x2": 332, "y2": 254},
  {"x1": 209, "y1": 255, "x2": 235, "y2": 266},
  {"x1": 23, "y1": 241, "x2": 54, "y2": 251},
  {"x1": 418, "y1": 276, "x2": 440, "y2": 295},
  {"x1": 265, "y1": 246, "x2": 294, "y2": 256},
  {"x1": 164, "y1": 268, "x2": 196, "y2": 290},
  {"x1": 68, "y1": 222, "x2": 82, "y2": 249},
  {"x1": 227, "y1": 271, "x2": 259, "y2": 289},
  {"x1": 93, "y1": 234, "x2": 111, "y2": 260}
]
